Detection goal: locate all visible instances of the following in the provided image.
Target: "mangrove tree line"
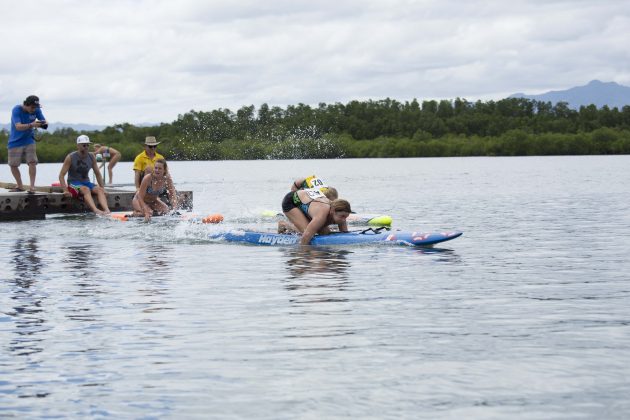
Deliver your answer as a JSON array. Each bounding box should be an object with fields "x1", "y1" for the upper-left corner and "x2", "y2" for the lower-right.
[{"x1": 2, "y1": 97, "x2": 630, "y2": 162}]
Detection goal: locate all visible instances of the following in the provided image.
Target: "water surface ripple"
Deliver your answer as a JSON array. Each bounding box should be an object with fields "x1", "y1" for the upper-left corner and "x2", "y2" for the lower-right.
[{"x1": 1, "y1": 156, "x2": 629, "y2": 418}]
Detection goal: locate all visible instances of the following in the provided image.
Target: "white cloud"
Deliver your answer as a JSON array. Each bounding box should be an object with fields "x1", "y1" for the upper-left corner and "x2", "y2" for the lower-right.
[{"x1": 0, "y1": 0, "x2": 628, "y2": 124}]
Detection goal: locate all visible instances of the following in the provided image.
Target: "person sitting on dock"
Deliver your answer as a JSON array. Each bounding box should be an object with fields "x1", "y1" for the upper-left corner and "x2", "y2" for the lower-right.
[
  {"x1": 93, "y1": 143, "x2": 121, "y2": 185},
  {"x1": 7, "y1": 95, "x2": 48, "y2": 193},
  {"x1": 132, "y1": 159, "x2": 178, "y2": 222},
  {"x1": 280, "y1": 187, "x2": 351, "y2": 245},
  {"x1": 133, "y1": 136, "x2": 164, "y2": 191},
  {"x1": 58, "y1": 135, "x2": 111, "y2": 216}
]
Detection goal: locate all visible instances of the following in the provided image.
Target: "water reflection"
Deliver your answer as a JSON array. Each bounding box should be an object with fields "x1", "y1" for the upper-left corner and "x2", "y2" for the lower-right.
[
  {"x1": 279, "y1": 247, "x2": 357, "y2": 351},
  {"x1": 281, "y1": 247, "x2": 352, "y2": 305},
  {"x1": 135, "y1": 244, "x2": 174, "y2": 314},
  {"x1": 283, "y1": 246, "x2": 351, "y2": 281},
  {"x1": 63, "y1": 243, "x2": 106, "y2": 322},
  {"x1": 409, "y1": 246, "x2": 463, "y2": 263},
  {"x1": 65, "y1": 243, "x2": 96, "y2": 276},
  {"x1": 138, "y1": 244, "x2": 173, "y2": 277},
  {"x1": 7, "y1": 237, "x2": 49, "y2": 357}
]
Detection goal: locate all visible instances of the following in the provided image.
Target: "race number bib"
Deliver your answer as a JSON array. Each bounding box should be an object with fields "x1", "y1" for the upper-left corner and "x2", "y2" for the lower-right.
[
  {"x1": 304, "y1": 188, "x2": 325, "y2": 200},
  {"x1": 305, "y1": 175, "x2": 327, "y2": 190}
]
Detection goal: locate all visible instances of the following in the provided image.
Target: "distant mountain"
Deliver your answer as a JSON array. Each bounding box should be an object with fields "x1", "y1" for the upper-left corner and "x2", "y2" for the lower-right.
[
  {"x1": 0, "y1": 121, "x2": 159, "y2": 132},
  {"x1": 0, "y1": 122, "x2": 106, "y2": 132},
  {"x1": 509, "y1": 80, "x2": 630, "y2": 109}
]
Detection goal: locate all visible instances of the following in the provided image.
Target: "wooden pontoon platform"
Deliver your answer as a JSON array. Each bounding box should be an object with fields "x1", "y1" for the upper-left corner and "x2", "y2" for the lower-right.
[{"x1": 0, "y1": 182, "x2": 193, "y2": 221}]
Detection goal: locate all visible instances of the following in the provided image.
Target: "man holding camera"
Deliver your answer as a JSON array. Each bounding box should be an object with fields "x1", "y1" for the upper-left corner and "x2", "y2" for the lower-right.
[{"x1": 7, "y1": 95, "x2": 48, "y2": 193}]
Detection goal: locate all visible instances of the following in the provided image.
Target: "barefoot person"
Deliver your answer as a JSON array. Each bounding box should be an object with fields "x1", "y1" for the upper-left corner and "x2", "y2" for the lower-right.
[
  {"x1": 278, "y1": 174, "x2": 339, "y2": 233},
  {"x1": 7, "y1": 95, "x2": 48, "y2": 193},
  {"x1": 58, "y1": 135, "x2": 111, "y2": 216},
  {"x1": 281, "y1": 187, "x2": 351, "y2": 245},
  {"x1": 132, "y1": 159, "x2": 178, "y2": 222},
  {"x1": 93, "y1": 143, "x2": 121, "y2": 184}
]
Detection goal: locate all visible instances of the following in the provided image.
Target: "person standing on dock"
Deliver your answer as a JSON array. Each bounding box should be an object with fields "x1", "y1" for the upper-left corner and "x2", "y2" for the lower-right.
[
  {"x1": 133, "y1": 136, "x2": 164, "y2": 191},
  {"x1": 58, "y1": 135, "x2": 111, "y2": 216},
  {"x1": 93, "y1": 143, "x2": 121, "y2": 185},
  {"x1": 6, "y1": 95, "x2": 48, "y2": 193}
]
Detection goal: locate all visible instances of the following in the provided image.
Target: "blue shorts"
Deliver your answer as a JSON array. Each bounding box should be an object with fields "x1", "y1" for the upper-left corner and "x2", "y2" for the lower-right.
[
  {"x1": 68, "y1": 181, "x2": 97, "y2": 199},
  {"x1": 69, "y1": 181, "x2": 96, "y2": 190}
]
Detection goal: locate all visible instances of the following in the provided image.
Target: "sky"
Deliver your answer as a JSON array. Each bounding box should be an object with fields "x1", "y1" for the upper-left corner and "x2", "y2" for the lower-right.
[{"x1": 1, "y1": 0, "x2": 628, "y2": 126}]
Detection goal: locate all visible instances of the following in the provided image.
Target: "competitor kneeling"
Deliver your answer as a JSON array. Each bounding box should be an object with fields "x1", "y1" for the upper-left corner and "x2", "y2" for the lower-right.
[
  {"x1": 59, "y1": 135, "x2": 111, "y2": 216},
  {"x1": 132, "y1": 159, "x2": 178, "y2": 222},
  {"x1": 278, "y1": 174, "x2": 339, "y2": 234},
  {"x1": 280, "y1": 188, "x2": 351, "y2": 245}
]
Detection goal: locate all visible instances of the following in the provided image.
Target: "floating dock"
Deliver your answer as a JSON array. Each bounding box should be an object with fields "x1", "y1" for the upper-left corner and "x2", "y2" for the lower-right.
[{"x1": 0, "y1": 182, "x2": 193, "y2": 221}]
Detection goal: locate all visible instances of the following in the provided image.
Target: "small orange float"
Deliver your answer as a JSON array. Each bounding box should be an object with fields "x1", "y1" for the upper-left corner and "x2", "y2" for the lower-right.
[{"x1": 202, "y1": 214, "x2": 224, "y2": 224}]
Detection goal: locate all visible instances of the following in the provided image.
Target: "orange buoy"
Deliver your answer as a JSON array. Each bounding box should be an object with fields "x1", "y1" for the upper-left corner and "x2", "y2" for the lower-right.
[
  {"x1": 109, "y1": 213, "x2": 129, "y2": 222},
  {"x1": 202, "y1": 214, "x2": 224, "y2": 224}
]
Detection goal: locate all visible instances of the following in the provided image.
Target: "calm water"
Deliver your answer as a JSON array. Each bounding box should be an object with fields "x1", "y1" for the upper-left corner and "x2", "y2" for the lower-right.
[{"x1": 1, "y1": 156, "x2": 629, "y2": 419}]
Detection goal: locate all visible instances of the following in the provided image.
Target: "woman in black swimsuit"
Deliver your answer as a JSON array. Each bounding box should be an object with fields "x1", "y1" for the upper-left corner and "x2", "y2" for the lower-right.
[{"x1": 281, "y1": 188, "x2": 352, "y2": 245}]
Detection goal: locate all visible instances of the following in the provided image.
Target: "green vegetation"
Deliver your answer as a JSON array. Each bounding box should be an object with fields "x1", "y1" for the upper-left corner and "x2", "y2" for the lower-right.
[{"x1": 2, "y1": 98, "x2": 630, "y2": 162}]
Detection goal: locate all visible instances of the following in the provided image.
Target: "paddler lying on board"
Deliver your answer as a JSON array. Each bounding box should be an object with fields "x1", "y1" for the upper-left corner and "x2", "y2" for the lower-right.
[
  {"x1": 132, "y1": 158, "x2": 178, "y2": 222},
  {"x1": 279, "y1": 187, "x2": 352, "y2": 245}
]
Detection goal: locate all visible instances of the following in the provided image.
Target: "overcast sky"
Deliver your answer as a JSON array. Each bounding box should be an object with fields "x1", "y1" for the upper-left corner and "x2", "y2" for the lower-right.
[{"x1": 1, "y1": 0, "x2": 628, "y2": 125}]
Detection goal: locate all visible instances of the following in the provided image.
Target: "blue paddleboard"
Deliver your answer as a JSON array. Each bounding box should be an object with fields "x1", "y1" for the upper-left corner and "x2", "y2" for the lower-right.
[{"x1": 209, "y1": 229, "x2": 462, "y2": 247}]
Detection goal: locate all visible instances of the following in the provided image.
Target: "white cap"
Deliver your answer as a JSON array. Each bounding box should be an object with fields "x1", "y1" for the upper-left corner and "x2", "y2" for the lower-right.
[{"x1": 77, "y1": 135, "x2": 91, "y2": 144}]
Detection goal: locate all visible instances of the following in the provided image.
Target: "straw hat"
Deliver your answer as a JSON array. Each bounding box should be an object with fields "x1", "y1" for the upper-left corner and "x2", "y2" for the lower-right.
[{"x1": 144, "y1": 136, "x2": 160, "y2": 146}]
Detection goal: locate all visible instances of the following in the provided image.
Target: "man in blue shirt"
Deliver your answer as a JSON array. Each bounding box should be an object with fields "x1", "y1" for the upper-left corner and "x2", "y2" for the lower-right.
[{"x1": 7, "y1": 95, "x2": 48, "y2": 193}]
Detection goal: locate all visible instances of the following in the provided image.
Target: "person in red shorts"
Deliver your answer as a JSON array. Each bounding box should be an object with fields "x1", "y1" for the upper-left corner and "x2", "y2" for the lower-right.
[{"x1": 58, "y1": 135, "x2": 111, "y2": 216}]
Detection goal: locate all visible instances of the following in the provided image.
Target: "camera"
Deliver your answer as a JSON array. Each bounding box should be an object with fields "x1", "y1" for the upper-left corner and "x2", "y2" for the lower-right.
[{"x1": 40, "y1": 122, "x2": 48, "y2": 130}]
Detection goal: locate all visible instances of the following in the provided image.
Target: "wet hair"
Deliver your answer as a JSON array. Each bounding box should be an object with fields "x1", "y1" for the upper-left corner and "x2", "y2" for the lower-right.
[
  {"x1": 330, "y1": 199, "x2": 351, "y2": 214},
  {"x1": 154, "y1": 158, "x2": 169, "y2": 175},
  {"x1": 322, "y1": 187, "x2": 338, "y2": 200}
]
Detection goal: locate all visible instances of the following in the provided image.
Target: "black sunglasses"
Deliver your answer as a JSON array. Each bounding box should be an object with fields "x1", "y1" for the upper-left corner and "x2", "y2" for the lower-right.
[{"x1": 147, "y1": 145, "x2": 157, "y2": 149}]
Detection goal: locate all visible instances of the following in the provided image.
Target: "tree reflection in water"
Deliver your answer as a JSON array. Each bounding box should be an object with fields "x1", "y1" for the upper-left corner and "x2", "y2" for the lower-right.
[
  {"x1": 8, "y1": 237, "x2": 49, "y2": 358},
  {"x1": 281, "y1": 247, "x2": 353, "y2": 305},
  {"x1": 62, "y1": 243, "x2": 107, "y2": 323},
  {"x1": 279, "y1": 247, "x2": 357, "y2": 351},
  {"x1": 135, "y1": 243, "x2": 174, "y2": 314}
]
